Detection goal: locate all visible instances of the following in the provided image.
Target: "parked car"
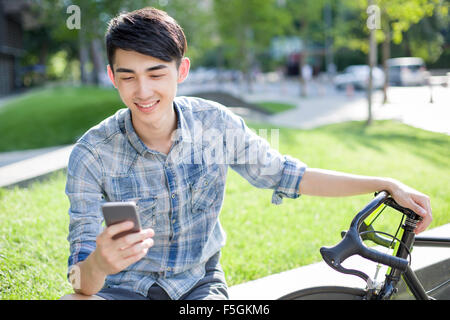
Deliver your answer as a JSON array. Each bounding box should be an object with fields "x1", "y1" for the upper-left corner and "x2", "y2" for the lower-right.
[
  {"x1": 334, "y1": 65, "x2": 385, "y2": 90},
  {"x1": 387, "y1": 57, "x2": 427, "y2": 86}
]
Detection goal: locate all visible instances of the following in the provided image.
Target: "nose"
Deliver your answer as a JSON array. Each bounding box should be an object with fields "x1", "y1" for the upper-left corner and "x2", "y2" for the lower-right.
[{"x1": 135, "y1": 77, "x2": 155, "y2": 101}]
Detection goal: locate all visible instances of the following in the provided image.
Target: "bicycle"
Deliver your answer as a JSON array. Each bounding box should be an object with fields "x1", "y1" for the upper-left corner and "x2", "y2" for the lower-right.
[{"x1": 278, "y1": 190, "x2": 450, "y2": 300}]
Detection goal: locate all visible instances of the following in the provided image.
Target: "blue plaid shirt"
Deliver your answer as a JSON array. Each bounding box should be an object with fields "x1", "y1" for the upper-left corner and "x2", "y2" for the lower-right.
[{"x1": 66, "y1": 96, "x2": 307, "y2": 299}]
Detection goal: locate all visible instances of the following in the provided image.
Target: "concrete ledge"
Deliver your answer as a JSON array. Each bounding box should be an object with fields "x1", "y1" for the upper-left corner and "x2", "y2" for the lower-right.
[
  {"x1": 0, "y1": 145, "x2": 73, "y2": 188},
  {"x1": 228, "y1": 223, "x2": 450, "y2": 300}
]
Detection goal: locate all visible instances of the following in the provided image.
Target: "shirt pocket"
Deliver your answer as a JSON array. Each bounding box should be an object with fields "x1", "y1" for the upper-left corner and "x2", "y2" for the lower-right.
[
  {"x1": 190, "y1": 167, "x2": 221, "y2": 214},
  {"x1": 136, "y1": 197, "x2": 158, "y2": 230},
  {"x1": 105, "y1": 176, "x2": 158, "y2": 230}
]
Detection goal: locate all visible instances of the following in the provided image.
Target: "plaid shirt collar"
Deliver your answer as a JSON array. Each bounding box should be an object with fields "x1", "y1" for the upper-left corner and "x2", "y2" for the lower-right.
[{"x1": 123, "y1": 101, "x2": 191, "y2": 156}]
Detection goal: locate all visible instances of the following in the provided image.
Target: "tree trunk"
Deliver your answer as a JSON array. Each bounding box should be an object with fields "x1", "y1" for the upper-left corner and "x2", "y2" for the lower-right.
[
  {"x1": 90, "y1": 38, "x2": 108, "y2": 86},
  {"x1": 382, "y1": 17, "x2": 391, "y2": 104},
  {"x1": 79, "y1": 29, "x2": 91, "y2": 85},
  {"x1": 367, "y1": 21, "x2": 377, "y2": 126},
  {"x1": 298, "y1": 34, "x2": 308, "y2": 97},
  {"x1": 239, "y1": 27, "x2": 253, "y2": 94},
  {"x1": 38, "y1": 39, "x2": 48, "y2": 81}
]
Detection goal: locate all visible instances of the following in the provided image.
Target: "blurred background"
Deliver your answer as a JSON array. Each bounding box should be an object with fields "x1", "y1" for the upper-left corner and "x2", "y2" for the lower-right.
[
  {"x1": 1, "y1": 0, "x2": 448, "y2": 95},
  {"x1": 0, "y1": 0, "x2": 449, "y2": 154},
  {"x1": 0, "y1": 1, "x2": 449, "y2": 300}
]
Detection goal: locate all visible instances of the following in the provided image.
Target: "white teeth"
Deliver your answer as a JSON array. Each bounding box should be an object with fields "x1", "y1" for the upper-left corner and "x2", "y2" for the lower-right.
[{"x1": 138, "y1": 101, "x2": 158, "y2": 108}]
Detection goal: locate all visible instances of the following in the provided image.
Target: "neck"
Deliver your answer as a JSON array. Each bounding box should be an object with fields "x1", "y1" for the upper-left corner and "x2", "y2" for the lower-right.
[{"x1": 132, "y1": 106, "x2": 177, "y2": 150}]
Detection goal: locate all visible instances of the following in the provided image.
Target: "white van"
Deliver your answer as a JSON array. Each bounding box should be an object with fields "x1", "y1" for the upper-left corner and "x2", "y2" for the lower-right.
[{"x1": 387, "y1": 57, "x2": 427, "y2": 86}]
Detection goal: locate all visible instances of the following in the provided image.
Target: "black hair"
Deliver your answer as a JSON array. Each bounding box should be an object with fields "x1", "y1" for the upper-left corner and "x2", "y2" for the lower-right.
[{"x1": 105, "y1": 7, "x2": 187, "y2": 71}]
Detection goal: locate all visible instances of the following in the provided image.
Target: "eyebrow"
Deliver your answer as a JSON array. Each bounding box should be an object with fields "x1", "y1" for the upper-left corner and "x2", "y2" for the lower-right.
[{"x1": 115, "y1": 65, "x2": 168, "y2": 73}]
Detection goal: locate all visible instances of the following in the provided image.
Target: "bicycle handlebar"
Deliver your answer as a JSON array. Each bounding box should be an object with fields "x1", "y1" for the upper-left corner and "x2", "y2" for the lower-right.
[{"x1": 320, "y1": 191, "x2": 410, "y2": 283}]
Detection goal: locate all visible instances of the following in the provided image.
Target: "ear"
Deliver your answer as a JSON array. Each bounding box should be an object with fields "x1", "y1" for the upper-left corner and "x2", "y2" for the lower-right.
[
  {"x1": 107, "y1": 64, "x2": 117, "y2": 88},
  {"x1": 177, "y1": 57, "x2": 190, "y2": 84}
]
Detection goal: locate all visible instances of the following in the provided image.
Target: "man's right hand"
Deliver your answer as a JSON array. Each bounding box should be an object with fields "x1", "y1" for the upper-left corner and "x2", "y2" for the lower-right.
[
  {"x1": 92, "y1": 221, "x2": 155, "y2": 276},
  {"x1": 72, "y1": 221, "x2": 154, "y2": 296}
]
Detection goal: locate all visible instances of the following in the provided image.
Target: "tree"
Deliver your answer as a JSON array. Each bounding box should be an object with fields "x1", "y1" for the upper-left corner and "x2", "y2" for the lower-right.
[
  {"x1": 284, "y1": 0, "x2": 329, "y2": 96},
  {"x1": 375, "y1": 0, "x2": 446, "y2": 103},
  {"x1": 333, "y1": 0, "x2": 447, "y2": 124},
  {"x1": 213, "y1": 0, "x2": 292, "y2": 92},
  {"x1": 27, "y1": 0, "x2": 217, "y2": 85}
]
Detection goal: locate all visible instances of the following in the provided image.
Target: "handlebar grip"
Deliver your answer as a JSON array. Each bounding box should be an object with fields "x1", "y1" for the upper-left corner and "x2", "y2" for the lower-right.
[
  {"x1": 321, "y1": 227, "x2": 409, "y2": 275},
  {"x1": 360, "y1": 246, "x2": 409, "y2": 271},
  {"x1": 320, "y1": 233, "x2": 358, "y2": 267}
]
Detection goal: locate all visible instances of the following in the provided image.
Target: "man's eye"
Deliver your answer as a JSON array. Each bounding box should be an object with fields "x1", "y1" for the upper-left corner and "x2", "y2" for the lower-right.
[
  {"x1": 121, "y1": 77, "x2": 134, "y2": 81},
  {"x1": 150, "y1": 74, "x2": 164, "y2": 79}
]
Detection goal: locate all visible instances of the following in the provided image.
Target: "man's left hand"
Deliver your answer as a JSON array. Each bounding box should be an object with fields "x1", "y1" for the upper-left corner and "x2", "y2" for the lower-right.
[{"x1": 388, "y1": 179, "x2": 432, "y2": 234}]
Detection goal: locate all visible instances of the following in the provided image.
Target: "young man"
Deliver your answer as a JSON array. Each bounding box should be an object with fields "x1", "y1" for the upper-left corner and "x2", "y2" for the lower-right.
[{"x1": 61, "y1": 7, "x2": 432, "y2": 300}]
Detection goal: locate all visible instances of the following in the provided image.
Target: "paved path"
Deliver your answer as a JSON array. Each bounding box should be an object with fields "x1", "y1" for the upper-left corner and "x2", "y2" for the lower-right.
[
  {"x1": 180, "y1": 79, "x2": 450, "y2": 135},
  {"x1": 228, "y1": 223, "x2": 450, "y2": 299},
  {"x1": 243, "y1": 84, "x2": 450, "y2": 135},
  {"x1": 0, "y1": 145, "x2": 73, "y2": 188}
]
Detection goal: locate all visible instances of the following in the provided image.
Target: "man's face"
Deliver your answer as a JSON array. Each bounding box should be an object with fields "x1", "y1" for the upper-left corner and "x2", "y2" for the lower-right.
[{"x1": 108, "y1": 49, "x2": 189, "y2": 127}]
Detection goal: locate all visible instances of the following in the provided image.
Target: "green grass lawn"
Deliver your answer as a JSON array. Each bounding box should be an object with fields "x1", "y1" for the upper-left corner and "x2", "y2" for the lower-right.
[
  {"x1": 255, "y1": 101, "x2": 296, "y2": 114},
  {"x1": 0, "y1": 120, "x2": 449, "y2": 299},
  {"x1": 0, "y1": 86, "x2": 124, "y2": 152},
  {"x1": 0, "y1": 86, "x2": 294, "y2": 152}
]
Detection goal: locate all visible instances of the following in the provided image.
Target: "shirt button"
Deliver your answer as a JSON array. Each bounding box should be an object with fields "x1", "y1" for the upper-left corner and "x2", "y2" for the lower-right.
[
  {"x1": 171, "y1": 193, "x2": 176, "y2": 199},
  {"x1": 172, "y1": 219, "x2": 176, "y2": 224}
]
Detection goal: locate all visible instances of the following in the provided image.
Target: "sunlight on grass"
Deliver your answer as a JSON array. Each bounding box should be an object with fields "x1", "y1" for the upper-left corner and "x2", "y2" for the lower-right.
[
  {"x1": 0, "y1": 120, "x2": 449, "y2": 298},
  {"x1": 0, "y1": 86, "x2": 123, "y2": 152}
]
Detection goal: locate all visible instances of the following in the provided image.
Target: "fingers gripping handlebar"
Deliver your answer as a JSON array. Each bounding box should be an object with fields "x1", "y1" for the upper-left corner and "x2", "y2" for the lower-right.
[{"x1": 320, "y1": 191, "x2": 409, "y2": 284}]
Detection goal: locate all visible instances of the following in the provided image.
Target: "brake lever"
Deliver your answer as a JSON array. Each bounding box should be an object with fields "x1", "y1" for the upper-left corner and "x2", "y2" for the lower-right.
[
  {"x1": 374, "y1": 191, "x2": 423, "y2": 222},
  {"x1": 326, "y1": 259, "x2": 373, "y2": 287},
  {"x1": 320, "y1": 228, "x2": 372, "y2": 285}
]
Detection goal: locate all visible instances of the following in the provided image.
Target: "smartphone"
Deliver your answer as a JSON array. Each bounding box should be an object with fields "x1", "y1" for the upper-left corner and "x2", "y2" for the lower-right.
[{"x1": 101, "y1": 202, "x2": 142, "y2": 240}]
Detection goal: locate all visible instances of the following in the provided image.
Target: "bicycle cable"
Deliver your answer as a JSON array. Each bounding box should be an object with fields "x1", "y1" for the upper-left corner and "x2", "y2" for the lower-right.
[
  {"x1": 426, "y1": 279, "x2": 450, "y2": 296},
  {"x1": 359, "y1": 230, "x2": 412, "y2": 267},
  {"x1": 390, "y1": 214, "x2": 405, "y2": 249},
  {"x1": 368, "y1": 206, "x2": 410, "y2": 254},
  {"x1": 363, "y1": 205, "x2": 395, "y2": 281}
]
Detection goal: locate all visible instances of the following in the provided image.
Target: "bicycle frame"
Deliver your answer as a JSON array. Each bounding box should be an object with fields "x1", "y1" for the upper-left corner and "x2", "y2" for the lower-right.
[
  {"x1": 280, "y1": 192, "x2": 450, "y2": 300},
  {"x1": 365, "y1": 197, "x2": 450, "y2": 300}
]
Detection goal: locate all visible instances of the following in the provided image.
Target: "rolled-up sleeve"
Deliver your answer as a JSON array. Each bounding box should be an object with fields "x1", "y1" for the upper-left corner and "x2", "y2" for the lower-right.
[
  {"x1": 271, "y1": 155, "x2": 307, "y2": 205},
  {"x1": 65, "y1": 142, "x2": 104, "y2": 271},
  {"x1": 219, "y1": 106, "x2": 307, "y2": 205}
]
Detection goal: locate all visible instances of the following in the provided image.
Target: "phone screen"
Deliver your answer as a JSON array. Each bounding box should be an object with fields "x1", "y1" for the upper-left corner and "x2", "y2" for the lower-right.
[{"x1": 101, "y1": 202, "x2": 142, "y2": 240}]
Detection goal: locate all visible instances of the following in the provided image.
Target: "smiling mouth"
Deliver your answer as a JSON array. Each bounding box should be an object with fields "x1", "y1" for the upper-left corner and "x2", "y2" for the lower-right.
[{"x1": 134, "y1": 100, "x2": 160, "y2": 111}]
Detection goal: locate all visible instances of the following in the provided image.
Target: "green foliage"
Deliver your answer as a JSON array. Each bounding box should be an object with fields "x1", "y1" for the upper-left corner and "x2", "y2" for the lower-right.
[
  {"x1": 21, "y1": 0, "x2": 448, "y2": 80},
  {"x1": 330, "y1": 0, "x2": 449, "y2": 62},
  {"x1": 213, "y1": 0, "x2": 293, "y2": 73}
]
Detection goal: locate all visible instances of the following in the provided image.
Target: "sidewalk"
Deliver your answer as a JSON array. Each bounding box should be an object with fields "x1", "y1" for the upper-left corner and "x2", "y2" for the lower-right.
[
  {"x1": 0, "y1": 145, "x2": 73, "y2": 188},
  {"x1": 228, "y1": 223, "x2": 450, "y2": 299},
  {"x1": 180, "y1": 79, "x2": 450, "y2": 135},
  {"x1": 243, "y1": 85, "x2": 450, "y2": 135}
]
